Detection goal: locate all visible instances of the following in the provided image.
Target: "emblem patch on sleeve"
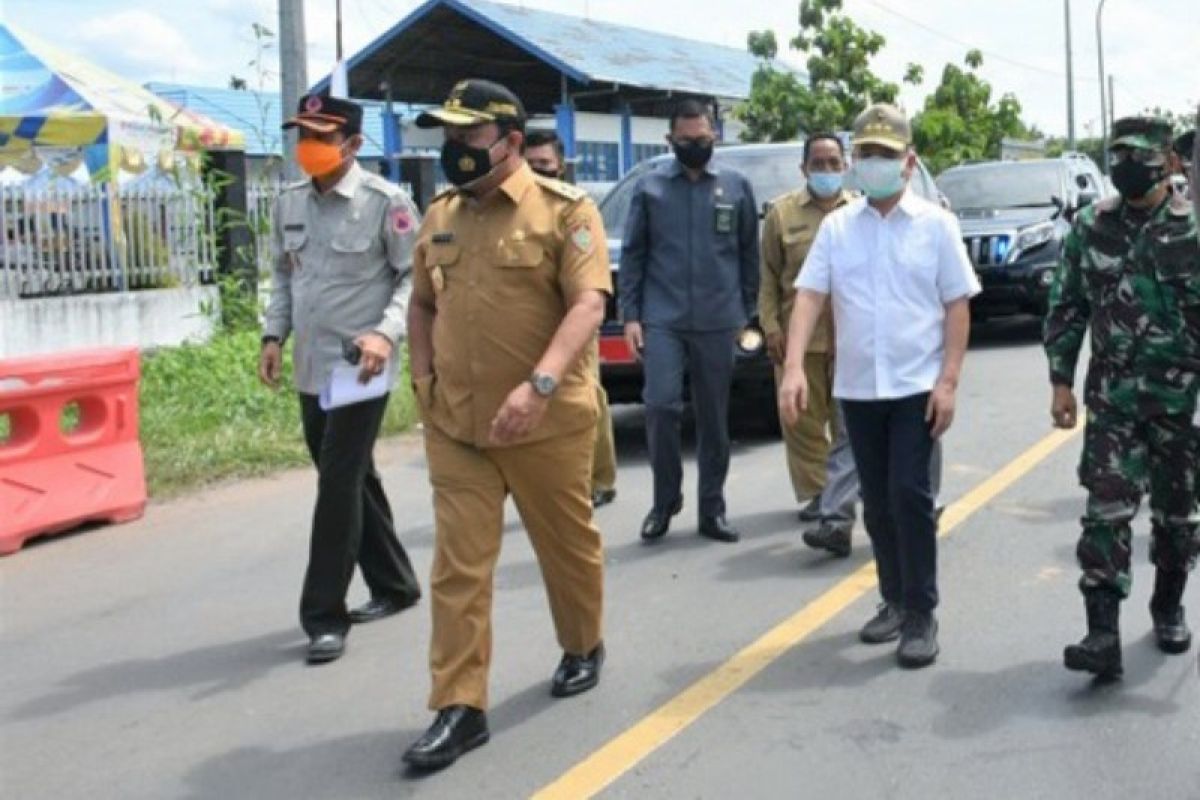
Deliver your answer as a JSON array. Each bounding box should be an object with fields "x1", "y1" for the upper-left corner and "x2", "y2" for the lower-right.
[
  {"x1": 390, "y1": 207, "x2": 414, "y2": 235},
  {"x1": 570, "y1": 223, "x2": 594, "y2": 254}
]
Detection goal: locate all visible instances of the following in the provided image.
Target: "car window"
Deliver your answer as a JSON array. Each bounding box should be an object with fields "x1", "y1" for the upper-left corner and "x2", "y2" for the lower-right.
[{"x1": 937, "y1": 162, "x2": 1067, "y2": 210}]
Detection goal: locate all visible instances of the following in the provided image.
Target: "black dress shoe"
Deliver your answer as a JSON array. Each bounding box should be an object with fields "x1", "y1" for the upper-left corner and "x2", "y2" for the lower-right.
[
  {"x1": 592, "y1": 487, "x2": 617, "y2": 508},
  {"x1": 640, "y1": 496, "x2": 683, "y2": 541},
  {"x1": 802, "y1": 523, "x2": 851, "y2": 558},
  {"x1": 698, "y1": 514, "x2": 740, "y2": 543},
  {"x1": 402, "y1": 706, "x2": 489, "y2": 771},
  {"x1": 859, "y1": 603, "x2": 904, "y2": 644},
  {"x1": 306, "y1": 633, "x2": 346, "y2": 664},
  {"x1": 349, "y1": 594, "x2": 419, "y2": 624},
  {"x1": 551, "y1": 642, "x2": 606, "y2": 698}
]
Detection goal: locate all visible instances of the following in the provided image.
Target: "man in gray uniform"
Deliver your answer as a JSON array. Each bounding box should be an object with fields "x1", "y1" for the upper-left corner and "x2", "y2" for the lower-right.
[
  {"x1": 620, "y1": 99, "x2": 759, "y2": 544},
  {"x1": 260, "y1": 94, "x2": 421, "y2": 664}
]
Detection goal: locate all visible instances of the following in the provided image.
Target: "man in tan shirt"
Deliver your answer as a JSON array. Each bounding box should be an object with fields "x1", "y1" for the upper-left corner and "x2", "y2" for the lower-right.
[
  {"x1": 402, "y1": 80, "x2": 611, "y2": 772},
  {"x1": 759, "y1": 133, "x2": 852, "y2": 521}
]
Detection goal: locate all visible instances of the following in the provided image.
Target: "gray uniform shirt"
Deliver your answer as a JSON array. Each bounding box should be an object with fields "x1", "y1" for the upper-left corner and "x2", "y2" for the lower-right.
[
  {"x1": 263, "y1": 161, "x2": 420, "y2": 395},
  {"x1": 618, "y1": 159, "x2": 759, "y2": 331}
]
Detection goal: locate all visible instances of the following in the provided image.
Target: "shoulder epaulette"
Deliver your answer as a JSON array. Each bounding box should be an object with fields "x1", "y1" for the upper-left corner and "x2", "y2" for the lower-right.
[{"x1": 533, "y1": 174, "x2": 587, "y2": 202}]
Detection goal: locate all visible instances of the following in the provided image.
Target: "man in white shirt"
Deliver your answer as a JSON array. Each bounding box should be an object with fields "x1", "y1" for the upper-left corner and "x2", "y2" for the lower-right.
[{"x1": 778, "y1": 104, "x2": 980, "y2": 669}]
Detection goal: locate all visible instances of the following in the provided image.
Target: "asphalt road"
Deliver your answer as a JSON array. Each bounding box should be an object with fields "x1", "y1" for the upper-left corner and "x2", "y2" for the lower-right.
[{"x1": 2, "y1": 318, "x2": 1198, "y2": 799}]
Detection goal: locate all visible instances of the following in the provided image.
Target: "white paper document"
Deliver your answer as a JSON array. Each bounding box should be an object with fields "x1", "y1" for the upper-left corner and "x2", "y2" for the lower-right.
[{"x1": 319, "y1": 360, "x2": 395, "y2": 411}]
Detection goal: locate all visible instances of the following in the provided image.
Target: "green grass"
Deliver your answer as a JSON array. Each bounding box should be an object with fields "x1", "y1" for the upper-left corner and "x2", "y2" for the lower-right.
[{"x1": 139, "y1": 330, "x2": 417, "y2": 497}]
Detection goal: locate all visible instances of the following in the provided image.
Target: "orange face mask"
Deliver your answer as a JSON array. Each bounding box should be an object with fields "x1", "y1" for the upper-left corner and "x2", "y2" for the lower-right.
[{"x1": 296, "y1": 139, "x2": 346, "y2": 178}]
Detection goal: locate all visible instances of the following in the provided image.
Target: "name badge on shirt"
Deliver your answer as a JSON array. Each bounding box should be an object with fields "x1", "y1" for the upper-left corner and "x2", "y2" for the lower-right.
[{"x1": 714, "y1": 203, "x2": 736, "y2": 234}]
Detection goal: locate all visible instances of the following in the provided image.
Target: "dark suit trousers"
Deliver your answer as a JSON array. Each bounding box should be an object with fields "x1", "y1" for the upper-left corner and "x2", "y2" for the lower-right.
[
  {"x1": 641, "y1": 326, "x2": 737, "y2": 518},
  {"x1": 841, "y1": 392, "x2": 939, "y2": 612},
  {"x1": 298, "y1": 393, "x2": 420, "y2": 637}
]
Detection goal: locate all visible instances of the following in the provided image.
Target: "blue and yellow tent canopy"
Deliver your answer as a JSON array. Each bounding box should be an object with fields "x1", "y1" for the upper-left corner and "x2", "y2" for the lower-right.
[{"x1": 0, "y1": 23, "x2": 244, "y2": 153}]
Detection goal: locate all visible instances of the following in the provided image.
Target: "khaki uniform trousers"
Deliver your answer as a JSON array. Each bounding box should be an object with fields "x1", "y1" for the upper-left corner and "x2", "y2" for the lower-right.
[
  {"x1": 423, "y1": 422, "x2": 605, "y2": 711},
  {"x1": 592, "y1": 383, "x2": 617, "y2": 491},
  {"x1": 774, "y1": 352, "x2": 835, "y2": 502}
]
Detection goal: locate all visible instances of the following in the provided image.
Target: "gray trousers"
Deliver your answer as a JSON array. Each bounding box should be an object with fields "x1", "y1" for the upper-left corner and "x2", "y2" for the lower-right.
[
  {"x1": 818, "y1": 400, "x2": 943, "y2": 529},
  {"x1": 642, "y1": 325, "x2": 737, "y2": 518}
]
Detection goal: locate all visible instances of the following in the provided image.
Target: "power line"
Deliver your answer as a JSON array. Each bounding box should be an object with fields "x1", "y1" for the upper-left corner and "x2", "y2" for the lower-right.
[{"x1": 855, "y1": 0, "x2": 1100, "y2": 83}]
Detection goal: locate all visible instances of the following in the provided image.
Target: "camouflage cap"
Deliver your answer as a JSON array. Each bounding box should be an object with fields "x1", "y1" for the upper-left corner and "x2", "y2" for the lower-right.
[
  {"x1": 415, "y1": 79, "x2": 527, "y2": 129},
  {"x1": 852, "y1": 103, "x2": 911, "y2": 153},
  {"x1": 1108, "y1": 116, "x2": 1173, "y2": 151}
]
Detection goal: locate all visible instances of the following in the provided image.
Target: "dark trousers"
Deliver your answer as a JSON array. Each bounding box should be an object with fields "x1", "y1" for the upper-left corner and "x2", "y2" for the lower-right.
[
  {"x1": 841, "y1": 392, "x2": 938, "y2": 612},
  {"x1": 298, "y1": 393, "x2": 420, "y2": 637},
  {"x1": 642, "y1": 326, "x2": 736, "y2": 518}
]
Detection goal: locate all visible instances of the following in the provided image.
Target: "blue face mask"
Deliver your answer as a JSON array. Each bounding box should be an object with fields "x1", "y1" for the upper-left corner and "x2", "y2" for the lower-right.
[{"x1": 808, "y1": 171, "x2": 844, "y2": 199}]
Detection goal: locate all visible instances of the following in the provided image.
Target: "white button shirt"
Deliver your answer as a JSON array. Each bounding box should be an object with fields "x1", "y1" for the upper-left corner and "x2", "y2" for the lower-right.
[{"x1": 796, "y1": 190, "x2": 980, "y2": 400}]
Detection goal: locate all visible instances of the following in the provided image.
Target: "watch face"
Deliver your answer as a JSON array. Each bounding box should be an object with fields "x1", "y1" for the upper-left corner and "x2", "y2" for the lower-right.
[{"x1": 532, "y1": 373, "x2": 556, "y2": 395}]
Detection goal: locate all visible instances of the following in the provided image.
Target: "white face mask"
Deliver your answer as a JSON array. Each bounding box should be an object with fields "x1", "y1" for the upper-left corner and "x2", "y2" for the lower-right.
[{"x1": 851, "y1": 156, "x2": 906, "y2": 199}]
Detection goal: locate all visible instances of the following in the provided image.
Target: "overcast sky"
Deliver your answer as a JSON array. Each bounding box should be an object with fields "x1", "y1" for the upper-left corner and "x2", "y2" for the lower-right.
[{"x1": 9, "y1": 0, "x2": 1198, "y2": 138}]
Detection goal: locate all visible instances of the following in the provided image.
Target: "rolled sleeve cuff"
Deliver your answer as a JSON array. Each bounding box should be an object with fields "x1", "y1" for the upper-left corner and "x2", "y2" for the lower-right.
[
  {"x1": 262, "y1": 320, "x2": 290, "y2": 342},
  {"x1": 374, "y1": 319, "x2": 405, "y2": 345},
  {"x1": 1048, "y1": 364, "x2": 1075, "y2": 388}
]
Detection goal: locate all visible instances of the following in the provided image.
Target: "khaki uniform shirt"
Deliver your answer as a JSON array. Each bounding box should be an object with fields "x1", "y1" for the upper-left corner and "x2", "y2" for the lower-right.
[
  {"x1": 264, "y1": 161, "x2": 420, "y2": 394},
  {"x1": 758, "y1": 187, "x2": 852, "y2": 352},
  {"x1": 411, "y1": 163, "x2": 613, "y2": 449}
]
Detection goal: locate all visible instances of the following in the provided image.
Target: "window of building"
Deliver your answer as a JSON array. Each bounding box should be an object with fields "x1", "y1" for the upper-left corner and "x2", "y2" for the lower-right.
[
  {"x1": 576, "y1": 141, "x2": 620, "y2": 181},
  {"x1": 632, "y1": 143, "x2": 669, "y2": 164}
]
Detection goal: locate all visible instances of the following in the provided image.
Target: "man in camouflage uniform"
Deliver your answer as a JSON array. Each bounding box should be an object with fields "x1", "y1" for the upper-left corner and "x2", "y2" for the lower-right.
[{"x1": 1044, "y1": 116, "x2": 1200, "y2": 680}]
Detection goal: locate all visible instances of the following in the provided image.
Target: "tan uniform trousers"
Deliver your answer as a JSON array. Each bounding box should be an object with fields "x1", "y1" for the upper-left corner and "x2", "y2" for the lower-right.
[
  {"x1": 424, "y1": 422, "x2": 605, "y2": 711},
  {"x1": 774, "y1": 352, "x2": 835, "y2": 502},
  {"x1": 591, "y1": 383, "x2": 617, "y2": 491}
]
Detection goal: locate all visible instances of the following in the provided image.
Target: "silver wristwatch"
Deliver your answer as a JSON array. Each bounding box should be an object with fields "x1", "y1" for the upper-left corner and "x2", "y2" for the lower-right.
[{"x1": 529, "y1": 371, "x2": 558, "y2": 397}]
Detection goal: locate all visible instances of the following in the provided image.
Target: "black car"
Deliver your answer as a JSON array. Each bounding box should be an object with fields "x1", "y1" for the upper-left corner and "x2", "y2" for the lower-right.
[
  {"x1": 935, "y1": 154, "x2": 1110, "y2": 321},
  {"x1": 596, "y1": 142, "x2": 944, "y2": 419}
]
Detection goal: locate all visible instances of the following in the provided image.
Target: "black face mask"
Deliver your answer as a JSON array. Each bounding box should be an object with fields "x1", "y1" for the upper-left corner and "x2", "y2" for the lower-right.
[
  {"x1": 672, "y1": 140, "x2": 714, "y2": 170},
  {"x1": 529, "y1": 166, "x2": 561, "y2": 180},
  {"x1": 440, "y1": 137, "x2": 503, "y2": 187},
  {"x1": 1110, "y1": 158, "x2": 1165, "y2": 200}
]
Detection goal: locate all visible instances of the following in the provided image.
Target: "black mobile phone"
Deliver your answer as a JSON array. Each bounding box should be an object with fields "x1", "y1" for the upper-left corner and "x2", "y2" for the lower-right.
[{"x1": 342, "y1": 340, "x2": 362, "y2": 366}]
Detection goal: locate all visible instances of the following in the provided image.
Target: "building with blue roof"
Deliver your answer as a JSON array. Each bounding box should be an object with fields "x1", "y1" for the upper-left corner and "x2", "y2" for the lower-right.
[{"x1": 310, "y1": 0, "x2": 799, "y2": 180}]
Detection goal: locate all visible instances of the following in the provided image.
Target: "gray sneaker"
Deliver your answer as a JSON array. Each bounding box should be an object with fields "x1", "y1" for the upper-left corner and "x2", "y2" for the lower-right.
[
  {"x1": 859, "y1": 603, "x2": 905, "y2": 644},
  {"x1": 896, "y1": 611, "x2": 939, "y2": 668}
]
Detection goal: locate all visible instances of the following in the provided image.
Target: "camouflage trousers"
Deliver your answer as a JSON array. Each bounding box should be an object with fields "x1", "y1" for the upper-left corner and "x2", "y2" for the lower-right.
[{"x1": 1076, "y1": 411, "x2": 1200, "y2": 598}]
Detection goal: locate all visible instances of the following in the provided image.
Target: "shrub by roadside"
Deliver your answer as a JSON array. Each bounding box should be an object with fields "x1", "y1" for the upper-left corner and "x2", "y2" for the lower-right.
[{"x1": 139, "y1": 330, "x2": 416, "y2": 497}]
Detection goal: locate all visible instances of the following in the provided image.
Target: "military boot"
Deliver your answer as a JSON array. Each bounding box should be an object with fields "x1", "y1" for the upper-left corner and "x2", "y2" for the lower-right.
[
  {"x1": 1149, "y1": 570, "x2": 1191, "y2": 654},
  {"x1": 1063, "y1": 591, "x2": 1123, "y2": 679}
]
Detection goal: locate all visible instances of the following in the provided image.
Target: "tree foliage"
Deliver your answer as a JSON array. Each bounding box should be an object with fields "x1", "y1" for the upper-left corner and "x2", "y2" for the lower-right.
[
  {"x1": 736, "y1": 0, "x2": 899, "y2": 141},
  {"x1": 910, "y1": 51, "x2": 1031, "y2": 174}
]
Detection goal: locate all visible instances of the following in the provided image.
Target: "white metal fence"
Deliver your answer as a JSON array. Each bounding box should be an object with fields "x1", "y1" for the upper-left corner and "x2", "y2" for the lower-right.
[{"x1": 0, "y1": 182, "x2": 218, "y2": 299}]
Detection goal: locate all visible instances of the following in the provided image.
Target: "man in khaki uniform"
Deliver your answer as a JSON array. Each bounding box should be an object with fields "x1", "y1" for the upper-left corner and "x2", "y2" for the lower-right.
[
  {"x1": 525, "y1": 129, "x2": 619, "y2": 507},
  {"x1": 760, "y1": 134, "x2": 852, "y2": 520},
  {"x1": 402, "y1": 80, "x2": 611, "y2": 772}
]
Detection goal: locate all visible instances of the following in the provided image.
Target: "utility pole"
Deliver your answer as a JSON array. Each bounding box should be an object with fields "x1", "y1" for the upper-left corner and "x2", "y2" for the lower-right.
[
  {"x1": 1108, "y1": 74, "x2": 1115, "y2": 127},
  {"x1": 279, "y1": 0, "x2": 308, "y2": 179},
  {"x1": 1064, "y1": 0, "x2": 1075, "y2": 149},
  {"x1": 1096, "y1": 0, "x2": 1109, "y2": 172}
]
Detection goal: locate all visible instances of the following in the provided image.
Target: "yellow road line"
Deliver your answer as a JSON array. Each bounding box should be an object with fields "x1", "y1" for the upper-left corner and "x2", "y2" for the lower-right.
[{"x1": 533, "y1": 425, "x2": 1082, "y2": 799}]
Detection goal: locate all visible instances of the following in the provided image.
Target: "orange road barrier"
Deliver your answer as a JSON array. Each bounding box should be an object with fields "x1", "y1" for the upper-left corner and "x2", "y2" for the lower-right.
[{"x1": 0, "y1": 348, "x2": 147, "y2": 555}]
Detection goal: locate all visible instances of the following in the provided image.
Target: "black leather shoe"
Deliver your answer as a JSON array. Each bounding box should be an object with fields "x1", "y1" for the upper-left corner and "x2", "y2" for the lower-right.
[
  {"x1": 592, "y1": 487, "x2": 617, "y2": 508},
  {"x1": 1064, "y1": 590, "x2": 1123, "y2": 679},
  {"x1": 306, "y1": 633, "x2": 346, "y2": 664},
  {"x1": 402, "y1": 706, "x2": 489, "y2": 771},
  {"x1": 896, "y1": 610, "x2": 939, "y2": 668},
  {"x1": 859, "y1": 603, "x2": 905, "y2": 644},
  {"x1": 698, "y1": 514, "x2": 740, "y2": 543},
  {"x1": 640, "y1": 496, "x2": 683, "y2": 541},
  {"x1": 551, "y1": 642, "x2": 606, "y2": 698},
  {"x1": 349, "y1": 594, "x2": 419, "y2": 624},
  {"x1": 802, "y1": 523, "x2": 852, "y2": 558},
  {"x1": 797, "y1": 496, "x2": 822, "y2": 524}
]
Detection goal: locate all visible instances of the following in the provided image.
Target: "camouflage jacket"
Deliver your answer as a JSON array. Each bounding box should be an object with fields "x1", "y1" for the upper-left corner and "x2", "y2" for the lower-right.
[{"x1": 1043, "y1": 191, "x2": 1200, "y2": 416}]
